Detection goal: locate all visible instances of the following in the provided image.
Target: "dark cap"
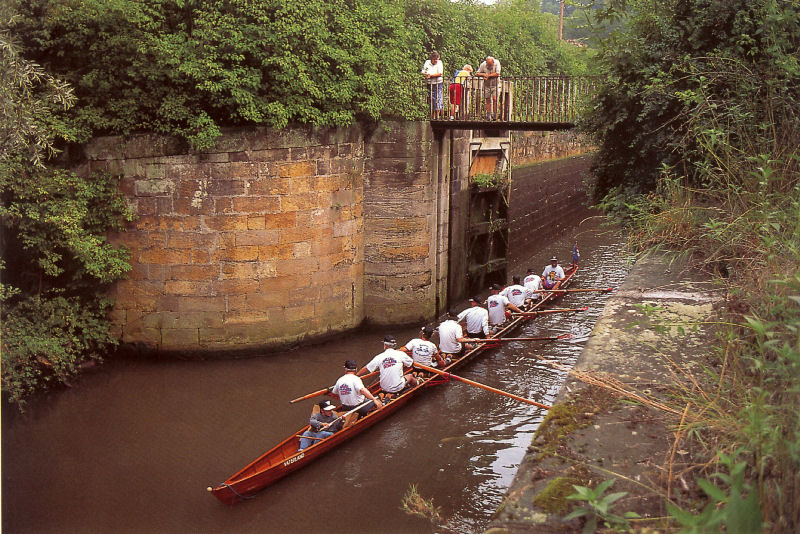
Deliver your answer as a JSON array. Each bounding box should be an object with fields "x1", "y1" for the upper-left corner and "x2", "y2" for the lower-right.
[
  {"x1": 512, "y1": 275, "x2": 521, "y2": 284},
  {"x1": 550, "y1": 256, "x2": 558, "y2": 262},
  {"x1": 491, "y1": 283, "x2": 502, "y2": 291},
  {"x1": 421, "y1": 326, "x2": 434, "y2": 337},
  {"x1": 383, "y1": 334, "x2": 396, "y2": 344},
  {"x1": 469, "y1": 295, "x2": 480, "y2": 303},
  {"x1": 344, "y1": 359, "x2": 357, "y2": 370},
  {"x1": 448, "y1": 306, "x2": 460, "y2": 317},
  {"x1": 527, "y1": 267, "x2": 535, "y2": 273}
]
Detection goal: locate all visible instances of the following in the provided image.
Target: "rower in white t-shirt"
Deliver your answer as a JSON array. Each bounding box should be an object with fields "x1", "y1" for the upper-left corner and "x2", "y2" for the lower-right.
[
  {"x1": 542, "y1": 256, "x2": 566, "y2": 289},
  {"x1": 361, "y1": 335, "x2": 418, "y2": 396},
  {"x1": 438, "y1": 307, "x2": 470, "y2": 357},
  {"x1": 486, "y1": 283, "x2": 523, "y2": 330},
  {"x1": 500, "y1": 275, "x2": 528, "y2": 308},
  {"x1": 402, "y1": 326, "x2": 446, "y2": 367},
  {"x1": 523, "y1": 268, "x2": 542, "y2": 303},
  {"x1": 331, "y1": 359, "x2": 383, "y2": 417},
  {"x1": 457, "y1": 296, "x2": 490, "y2": 339}
]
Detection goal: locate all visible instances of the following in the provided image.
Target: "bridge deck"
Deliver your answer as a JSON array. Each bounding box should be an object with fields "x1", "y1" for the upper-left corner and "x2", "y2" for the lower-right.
[{"x1": 430, "y1": 119, "x2": 575, "y2": 131}]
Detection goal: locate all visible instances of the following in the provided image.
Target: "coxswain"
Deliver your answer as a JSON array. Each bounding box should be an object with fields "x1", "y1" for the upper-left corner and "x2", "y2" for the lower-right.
[
  {"x1": 298, "y1": 400, "x2": 344, "y2": 451},
  {"x1": 486, "y1": 283, "x2": 522, "y2": 331},
  {"x1": 401, "y1": 326, "x2": 446, "y2": 368},
  {"x1": 360, "y1": 335, "x2": 418, "y2": 400},
  {"x1": 541, "y1": 256, "x2": 565, "y2": 290},
  {"x1": 500, "y1": 275, "x2": 528, "y2": 309},
  {"x1": 457, "y1": 296, "x2": 489, "y2": 339},
  {"x1": 330, "y1": 359, "x2": 382, "y2": 418}
]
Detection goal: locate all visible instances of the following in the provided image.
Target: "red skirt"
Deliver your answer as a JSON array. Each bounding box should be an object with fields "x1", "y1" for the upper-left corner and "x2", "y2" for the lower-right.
[{"x1": 449, "y1": 83, "x2": 463, "y2": 105}]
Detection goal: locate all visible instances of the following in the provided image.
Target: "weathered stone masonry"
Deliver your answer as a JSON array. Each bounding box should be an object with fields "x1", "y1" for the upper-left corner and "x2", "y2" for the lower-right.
[
  {"x1": 83, "y1": 124, "x2": 591, "y2": 353},
  {"x1": 84, "y1": 123, "x2": 442, "y2": 353}
]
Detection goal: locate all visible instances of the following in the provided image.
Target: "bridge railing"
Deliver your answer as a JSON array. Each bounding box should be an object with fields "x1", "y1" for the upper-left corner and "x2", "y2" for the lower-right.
[{"x1": 420, "y1": 75, "x2": 596, "y2": 124}]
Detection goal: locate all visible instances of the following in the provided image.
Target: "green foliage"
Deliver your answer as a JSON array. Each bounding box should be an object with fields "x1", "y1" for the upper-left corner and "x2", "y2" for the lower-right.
[
  {"x1": 564, "y1": 478, "x2": 640, "y2": 533},
  {"x1": 9, "y1": 0, "x2": 589, "y2": 149},
  {"x1": 1, "y1": 12, "x2": 132, "y2": 408},
  {"x1": 667, "y1": 449, "x2": 763, "y2": 534}
]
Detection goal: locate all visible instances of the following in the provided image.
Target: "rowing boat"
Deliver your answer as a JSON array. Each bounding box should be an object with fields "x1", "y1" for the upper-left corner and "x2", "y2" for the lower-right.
[{"x1": 208, "y1": 263, "x2": 578, "y2": 504}]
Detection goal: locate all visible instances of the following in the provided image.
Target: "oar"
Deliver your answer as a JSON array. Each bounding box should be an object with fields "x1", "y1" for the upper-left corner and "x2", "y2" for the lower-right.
[
  {"x1": 289, "y1": 371, "x2": 379, "y2": 404},
  {"x1": 532, "y1": 287, "x2": 614, "y2": 293},
  {"x1": 512, "y1": 306, "x2": 588, "y2": 316},
  {"x1": 413, "y1": 362, "x2": 550, "y2": 409},
  {"x1": 469, "y1": 333, "x2": 572, "y2": 343},
  {"x1": 295, "y1": 399, "x2": 375, "y2": 438}
]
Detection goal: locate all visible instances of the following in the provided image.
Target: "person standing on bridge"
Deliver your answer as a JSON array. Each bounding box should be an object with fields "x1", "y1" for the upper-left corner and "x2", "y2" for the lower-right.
[
  {"x1": 421, "y1": 50, "x2": 444, "y2": 119},
  {"x1": 476, "y1": 56, "x2": 501, "y2": 121}
]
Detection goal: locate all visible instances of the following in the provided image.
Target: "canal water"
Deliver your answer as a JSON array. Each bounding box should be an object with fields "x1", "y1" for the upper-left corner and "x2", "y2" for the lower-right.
[{"x1": 2, "y1": 165, "x2": 630, "y2": 533}]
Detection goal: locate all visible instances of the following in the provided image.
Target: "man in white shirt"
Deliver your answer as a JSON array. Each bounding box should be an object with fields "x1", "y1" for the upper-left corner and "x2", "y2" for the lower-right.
[
  {"x1": 523, "y1": 268, "x2": 542, "y2": 303},
  {"x1": 542, "y1": 256, "x2": 566, "y2": 289},
  {"x1": 402, "y1": 326, "x2": 446, "y2": 368},
  {"x1": 331, "y1": 359, "x2": 382, "y2": 417},
  {"x1": 457, "y1": 296, "x2": 490, "y2": 339},
  {"x1": 486, "y1": 283, "x2": 522, "y2": 330},
  {"x1": 476, "y1": 56, "x2": 501, "y2": 120},
  {"x1": 500, "y1": 276, "x2": 528, "y2": 308},
  {"x1": 361, "y1": 335, "x2": 418, "y2": 396},
  {"x1": 438, "y1": 307, "x2": 470, "y2": 357}
]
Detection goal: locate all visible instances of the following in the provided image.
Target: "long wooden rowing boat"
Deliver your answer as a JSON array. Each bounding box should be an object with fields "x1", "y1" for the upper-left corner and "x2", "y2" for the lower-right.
[{"x1": 208, "y1": 263, "x2": 578, "y2": 504}]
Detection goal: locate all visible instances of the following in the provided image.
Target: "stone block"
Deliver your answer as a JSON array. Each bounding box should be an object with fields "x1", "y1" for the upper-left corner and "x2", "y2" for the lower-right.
[
  {"x1": 281, "y1": 193, "x2": 317, "y2": 212},
  {"x1": 235, "y1": 229, "x2": 279, "y2": 246},
  {"x1": 203, "y1": 215, "x2": 249, "y2": 231},
  {"x1": 191, "y1": 249, "x2": 211, "y2": 264},
  {"x1": 247, "y1": 215, "x2": 266, "y2": 230},
  {"x1": 276, "y1": 257, "x2": 320, "y2": 276},
  {"x1": 211, "y1": 246, "x2": 259, "y2": 262},
  {"x1": 279, "y1": 226, "x2": 323, "y2": 244},
  {"x1": 212, "y1": 279, "x2": 258, "y2": 295},
  {"x1": 246, "y1": 290, "x2": 289, "y2": 309},
  {"x1": 232, "y1": 196, "x2": 280, "y2": 213},
  {"x1": 123, "y1": 326, "x2": 162, "y2": 346},
  {"x1": 214, "y1": 198, "x2": 233, "y2": 214},
  {"x1": 177, "y1": 296, "x2": 227, "y2": 312},
  {"x1": 169, "y1": 264, "x2": 219, "y2": 281},
  {"x1": 207, "y1": 179, "x2": 246, "y2": 196},
  {"x1": 161, "y1": 328, "x2": 199, "y2": 347},
  {"x1": 258, "y1": 275, "x2": 310, "y2": 292},
  {"x1": 135, "y1": 179, "x2": 173, "y2": 196},
  {"x1": 290, "y1": 147, "x2": 308, "y2": 161},
  {"x1": 173, "y1": 195, "x2": 215, "y2": 215},
  {"x1": 165, "y1": 280, "x2": 213, "y2": 296},
  {"x1": 220, "y1": 261, "x2": 276, "y2": 280},
  {"x1": 250, "y1": 148, "x2": 290, "y2": 162},
  {"x1": 166, "y1": 231, "x2": 216, "y2": 249},
  {"x1": 279, "y1": 161, "x2": 315, "y2": 178},
  {"x1": 258, "y1": 243, "x2": 295, "y2": 261},
  {"x1": 283, "y1": 303, "x2": 316, "y2": 322},
  {"x1": 333, "y1": 219, "x2": 361, "y2": 238},
  {"x1": 139, "y1": 248, "x2": 192, "y2": 265},
  {"x1": 293, "y1": 242, "x2": 312, "y2": 258}
]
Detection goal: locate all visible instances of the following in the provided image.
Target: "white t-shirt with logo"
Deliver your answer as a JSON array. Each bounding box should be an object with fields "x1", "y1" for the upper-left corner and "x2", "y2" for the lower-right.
[
  {"x1": 366, "y1": 348, "x2": 414, "y2": 393},
  {"x1": 524, "y1": 274, "x2": 542, "y2": 298},
  {"x1": 542, "y1": 265, "x2": 565, "y2": 283},
  {"x1": 457, "y1": 306, "x2": 489, "y2": 335},
  {"x1": 332, "y1": 373, "x2": 366, "y2": 406},
  {"x1": 500, "y1": 284, "x2": 528, "y2": 308},
  {"x1": 487, "y1": 294, "x2": 510, "y2": 325},
  {"x1": 403, "y1": 338, "x2": 438, "y2": 366},
  {"x1": 438, "y1": 319, "x2": 463, "y2": 354}
]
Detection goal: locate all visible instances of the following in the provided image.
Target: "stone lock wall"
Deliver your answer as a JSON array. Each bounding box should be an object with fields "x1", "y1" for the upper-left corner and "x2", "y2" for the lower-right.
[
  {"x1": 83, "y1": 123, "x2": 440, "y2": 353},
  {"x1": 511, "y1": 130, "x2": 594, "y2": 166}
]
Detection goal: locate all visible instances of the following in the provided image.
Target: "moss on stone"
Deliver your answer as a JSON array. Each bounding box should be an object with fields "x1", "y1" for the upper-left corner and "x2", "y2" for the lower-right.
[{"x1": 532, "y1": 476, "x2": 578, "y2": 514}]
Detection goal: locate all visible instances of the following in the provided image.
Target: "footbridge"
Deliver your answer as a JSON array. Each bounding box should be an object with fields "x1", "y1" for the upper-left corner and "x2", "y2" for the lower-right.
[{"x1": 423, "y1": 76, "x2": 596, "y2": 131}]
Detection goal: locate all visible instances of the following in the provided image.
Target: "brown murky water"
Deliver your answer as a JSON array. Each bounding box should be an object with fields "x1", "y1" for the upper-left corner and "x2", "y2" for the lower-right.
[{"x1": 2, "y1": 169, "x2": 629, "y2": 534}]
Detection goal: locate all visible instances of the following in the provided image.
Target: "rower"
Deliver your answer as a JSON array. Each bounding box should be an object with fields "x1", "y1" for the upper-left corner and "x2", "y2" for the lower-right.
[
  {"x1": 500, "y1": 275, "x2": 528, "y2": 309},
  {"x1": 438, "y1": 307, "x2": 471, "y2": 360},
  {"x1": 486, "y1": 283, "x2": 522, "y2": 332},
  {"x1": 457, "y1": 296, "x2": 489, "y2": 339},
  {"x1": 542, "y1": 256, "x2": 565, "y2": 290},
  {"x1": 523, "y1": 268, "x2": 542, "y2": 304},
  {"x1": 298, "y1": 400, "x2": 343, "y2": 451},
  {"x1": 359, "y1": 335, "x2": 418, "y2": 401},
  {"x1": 401, "y1": 326, "x2": 446, "y2": 368},
  {"x1": 330, "y1": 359, "x2": 382, "y2": 419}
]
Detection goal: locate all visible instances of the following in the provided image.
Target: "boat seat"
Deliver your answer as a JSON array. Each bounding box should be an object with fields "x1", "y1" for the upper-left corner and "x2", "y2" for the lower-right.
[{"x1": 342, "y1": 412, "x2": 359, "y2": 429}]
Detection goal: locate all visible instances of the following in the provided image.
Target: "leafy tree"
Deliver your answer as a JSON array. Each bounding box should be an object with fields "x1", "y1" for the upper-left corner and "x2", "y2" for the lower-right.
[{"x1": 1, "y1": 10, "x2": 132, "y2": 407}]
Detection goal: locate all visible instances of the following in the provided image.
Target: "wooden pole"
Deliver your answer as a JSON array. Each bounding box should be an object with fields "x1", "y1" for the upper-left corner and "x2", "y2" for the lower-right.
[
  {"x1": 469, "y1": 333, "x2": 571, "y2": 342},
  {"x1": 531, "y1": 287, "x2": 614, "y2": 293},
  {"x1": 414, "y1": 363, "x2": 551, "y2": 410}
]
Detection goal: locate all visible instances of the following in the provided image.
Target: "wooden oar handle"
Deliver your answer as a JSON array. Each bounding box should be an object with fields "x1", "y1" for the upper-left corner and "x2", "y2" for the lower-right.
[{"x1": 289, "y1": 370, "x2": 379, "y2": 404}]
